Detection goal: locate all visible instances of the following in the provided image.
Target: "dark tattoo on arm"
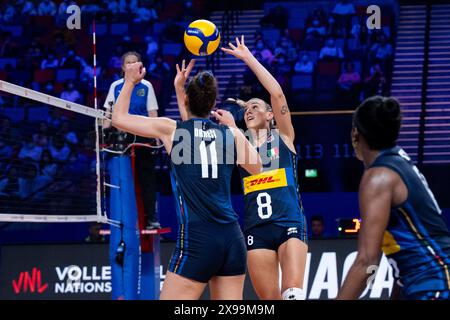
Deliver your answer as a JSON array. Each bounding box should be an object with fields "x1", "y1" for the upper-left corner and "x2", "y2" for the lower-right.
[{"x1": 281, "y1": 105, "x2": 289, "y2": 115}]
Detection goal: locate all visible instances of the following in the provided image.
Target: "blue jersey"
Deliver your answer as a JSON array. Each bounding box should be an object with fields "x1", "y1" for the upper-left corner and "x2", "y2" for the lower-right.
[
  {"x1": 170, "y1": 119, "x2": 238, "y2": 224},
  {"x1": 239, "y1": 130, "x2": 306, "y2": 232},
  {"x1": 104, "y1": 78, "x2": 158, "y2": 116},
  {"x1": 370, "y1": 147, "x2": 450, "y2": 295}
]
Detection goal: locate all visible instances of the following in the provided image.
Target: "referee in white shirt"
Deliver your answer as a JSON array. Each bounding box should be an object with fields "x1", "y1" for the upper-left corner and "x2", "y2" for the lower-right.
[{"x1": 104, "y1": 51, "x2": 160, "y2": 229}]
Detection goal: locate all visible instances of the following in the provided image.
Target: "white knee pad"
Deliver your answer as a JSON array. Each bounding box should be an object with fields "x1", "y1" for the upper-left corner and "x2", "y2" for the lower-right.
[{"x1": 282, "y1": 287, "x2": 306, "y2": 300}]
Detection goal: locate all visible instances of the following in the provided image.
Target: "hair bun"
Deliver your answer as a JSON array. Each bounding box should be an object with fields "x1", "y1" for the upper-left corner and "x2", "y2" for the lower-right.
[{"x1": 378, "y1": 97, "x2": 400, "y2": 122}]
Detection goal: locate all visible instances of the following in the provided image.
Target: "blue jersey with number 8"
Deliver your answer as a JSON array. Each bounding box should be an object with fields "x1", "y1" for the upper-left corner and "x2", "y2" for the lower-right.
[{"x1": 239, "y1": 130, "x2": 306, "y2": 233}]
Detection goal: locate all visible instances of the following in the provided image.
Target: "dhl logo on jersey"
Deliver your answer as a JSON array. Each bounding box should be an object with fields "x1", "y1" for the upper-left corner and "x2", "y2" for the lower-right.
[{"x1": 243, "y1": 168, "x2": 288, "y2": 195}]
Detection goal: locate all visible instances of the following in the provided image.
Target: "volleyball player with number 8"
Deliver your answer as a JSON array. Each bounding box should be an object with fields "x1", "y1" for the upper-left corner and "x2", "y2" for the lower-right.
[{"x1": 212, "y1": 36, "x2": 308, "y2": 300}]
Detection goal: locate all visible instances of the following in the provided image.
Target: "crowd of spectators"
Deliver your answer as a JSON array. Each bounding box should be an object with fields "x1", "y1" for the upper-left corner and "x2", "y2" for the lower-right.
[
  {"x1": 0, "y1": 111, "x2": 97, "y2": 214},
  {"x1": 0, "y1": 0, "x2": 207, "y2": 215},
  {"x1": 243, "y1": 1, "x2": 394, "y2": 108}
]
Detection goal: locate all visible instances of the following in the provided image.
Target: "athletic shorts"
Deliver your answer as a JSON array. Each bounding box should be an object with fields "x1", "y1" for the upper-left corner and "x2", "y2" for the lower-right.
[
  {"x1": 405, "y1": 290, "x2": 450, "y2": 300},
  {"x1": 168, "y1": 220, "x2": 247, "y2": 283},
  {"x1": 244, "y1": 223, "x2": 307, "y2": 251}
]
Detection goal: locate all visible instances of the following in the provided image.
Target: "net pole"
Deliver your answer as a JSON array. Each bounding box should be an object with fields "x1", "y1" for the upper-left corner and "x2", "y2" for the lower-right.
[{"x1": 92, "y1": 19, "x2": 103, "y2": 221}]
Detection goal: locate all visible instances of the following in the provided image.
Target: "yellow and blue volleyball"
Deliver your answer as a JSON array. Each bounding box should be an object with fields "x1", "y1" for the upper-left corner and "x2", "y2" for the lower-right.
[{"x1": 184, "y1": 19, "x2": 220, "y2": 56}]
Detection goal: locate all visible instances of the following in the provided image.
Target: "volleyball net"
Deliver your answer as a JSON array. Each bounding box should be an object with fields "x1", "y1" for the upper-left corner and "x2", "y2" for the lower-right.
[{"x1": 0, "y1": 80, "x2": 110, "y2": 224}]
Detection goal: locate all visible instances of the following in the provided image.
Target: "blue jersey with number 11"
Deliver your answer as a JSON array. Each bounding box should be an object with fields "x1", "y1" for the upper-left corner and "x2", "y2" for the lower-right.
[{"x1": 170, "y1": 119, "x2": 238, "y2": 225}]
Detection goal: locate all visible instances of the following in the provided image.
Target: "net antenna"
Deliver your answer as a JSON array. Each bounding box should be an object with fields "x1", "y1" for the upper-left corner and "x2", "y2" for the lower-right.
[{"x1": 0, "y1": 80, "x2": 118, "y2": 226}]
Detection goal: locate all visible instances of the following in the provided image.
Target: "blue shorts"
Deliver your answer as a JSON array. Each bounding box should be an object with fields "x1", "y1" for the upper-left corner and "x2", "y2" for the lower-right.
[
  {"x1": 405, "y1": 290, "x2": 450, "y2": 300},
  {"x1": 244, "y1": 223, "x2": 307, "y2": 251},
  {"x1": 168, "y1": 220, "x2": 247, "y2": 283}
]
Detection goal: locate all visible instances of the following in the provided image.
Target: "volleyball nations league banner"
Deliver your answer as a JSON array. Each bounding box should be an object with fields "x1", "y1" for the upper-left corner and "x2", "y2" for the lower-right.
[{"x1": 0, "y1": 239, "x2": 394, "y2": 300}]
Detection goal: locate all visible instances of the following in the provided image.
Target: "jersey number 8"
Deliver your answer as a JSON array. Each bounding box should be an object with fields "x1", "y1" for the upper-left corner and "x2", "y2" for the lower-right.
[{"x1": 257, "y1": 192, "x2": 273, "y2": 219}]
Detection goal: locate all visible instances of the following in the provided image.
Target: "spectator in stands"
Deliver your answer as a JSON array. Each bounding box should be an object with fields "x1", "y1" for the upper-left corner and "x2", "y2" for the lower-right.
[
  {"x1": 25, "y1": 40, "x2": 43, "y2": 69},
  {"x1": 0, "y1": 118, "x2": 20, "y2": 144},
  {"x1": 260, "y1": 4, "x2": 288, "y2": 30},
  {"x1": 65, "y1": 149, "x2": 87, "y2": 175},
  {"x1": 49, "y1": 134, "x2": 71, "y2": 162},
  {"x1": 57, "y1": 121, "x2": 78, "y2": 146},
  {"x1": 273, "y1": 54, "x2": 291, "y2": 86},
  {"x1": 332, "y1": 0, "x2": 356, "y2": 16},
  {"x1": 43, "y1": 81, "x2": 57, "y2": 96},
  {"x1": 274, "y1": 35, "x2": 297, "y2": 64},
  {"x1": 338, "y1": 62, "x2": 361, "y2": 106},
  {"x1": 252, "y1": 39, "x2": 275, "y2": 65},
  {"x1": 319, "y1": 38, "x2": 344, "y2": 61},
  {"x1": 0, "y1": 31, "x2": 13, "y2": 57},
  {"x1": 119, "y1": 0, "x2": 138, "y2": 14},
  {"x1": 33, "y1": 122, "x2": 50, "y2": 148},
  {"x1": 182, "y1": 0, "x2": 194, "y2": 22},
  {"x1": 0, "y1": 165, "x2": 20, "y2": 198},
  {"x1": 58, "y1": 1, "x2": 69, "y2": 17},
  {"x1": 18, "y1": 163, "x2": 40, "y2": 200},
  {"x1": 60, "y1": 80, "x2": 82, "y2": 104},
  {"x1": 41, "y1": 51, "x2": 59, "y2": 69},
  {"x1": 52, "y1": 34, "x2": 69, "y2": 58},
  {"x1": 281, "y1": 29, "x2": 295, "y2": 47},
  {"x1": 134, "y1": 1, "x2": 158, "y2": 23},
  {"x1": 107, "y1": 0, "x2": 120, "y2": 15},
  {"x1": 1, "y1": 3, "x2": 16, "y2": 23},
  {"x1": 38, "y1": 0, "x2": 57, "y2": 16},
  {"x1": 109, "y1": 46, "x2": 123, "y2": 69},
  {"x1": 369, "y1": 34, "x2": 393, "y2": 65},
  {"x1": 19, "y1": 135, "x2": 43, "y2": 162},
  {"x1": 306, "y1": 17, "x2": 326, "y2": 38},
  {"x1": 0, "y1": 133, "x2": 20, "y2": 175},
  {"x1": 22, "y1": 0, "x2": 38, "y2": 16},
  {"x1": 60, "y1": 49, "x2": 83, "y2": 70},
  {"x1": 306, "y1": 6, "x2": 328, "y2": 26},
  {"x1": 326, "y1": 15, "x2": 341, "y2": 38},
  {"x1": 78, "y1": 135, "x2": 95, "y2": 166},
  {"x1": 332, "y1": 0, "x2": 356, "y2": 36},
  {"x1": 46, "y1": 108, "x2": 63, "y2": 132},
  {"x1": 120, "y1": 35, "x2": 134, "y2": 52},
  {"x1": 310, "y1": 215, "x2": 329, "y2": 239},
  {"x1": 38, "y1": 149, "x2": 58, "y2": 182},
  {"x1": 364, "y1": 63, "x2": 387, "y2": 98},
  {"x1": 0, "y1": 137, "x2": 12, "y2": 159},
  {"x1": 349, "y1": 16, "x2": 368, "y2": 47},
  {"x1": 294, "y1": 53, "x2": 314, "y2": 74},
  {"x1": 145, "y1": 36, "x2": 159, "y2": 60},
  {"x1": 149, "y1": 54, "x2": 170, "y2": 79}
]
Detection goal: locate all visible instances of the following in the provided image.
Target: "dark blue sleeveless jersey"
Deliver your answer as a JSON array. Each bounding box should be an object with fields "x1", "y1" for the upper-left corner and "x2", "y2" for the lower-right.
[
  {"x1": 170, "y1": 119, "x2": 238, "y2": 224},
  {"x1": 370, "y1": 146, "x2": 450, "y2": 295},
  {"x1": 239, "y1": 130, "x2": 306, "y2": 233}
]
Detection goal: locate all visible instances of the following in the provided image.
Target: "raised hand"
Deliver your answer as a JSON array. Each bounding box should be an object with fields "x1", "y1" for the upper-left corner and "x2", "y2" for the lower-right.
[
  {"x1": 211, "y1": 109, "x2": 237, "y2": 128},
  {"x1": 175, "y1": 59, "x2": 196, "y2": 88},
  {"x1": 221, "y1": 35, "x2": 252, "y2": 61},
  {"x1": 125, "y1": 62, "x2": 146, "y2": 85}
]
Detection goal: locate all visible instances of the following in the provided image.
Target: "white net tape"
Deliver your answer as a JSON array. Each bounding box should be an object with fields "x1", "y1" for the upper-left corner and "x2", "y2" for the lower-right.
[{"x1": 0, "y1": 80, "x2": 110, "y2": 224}]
